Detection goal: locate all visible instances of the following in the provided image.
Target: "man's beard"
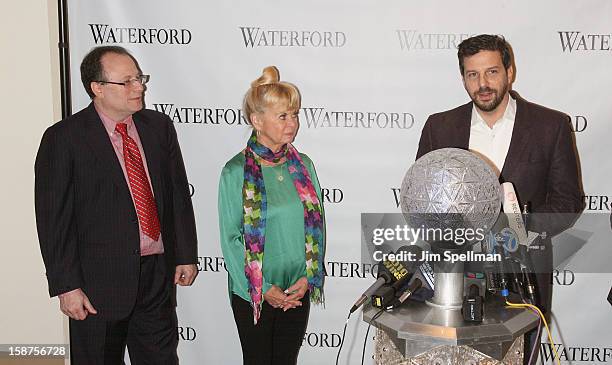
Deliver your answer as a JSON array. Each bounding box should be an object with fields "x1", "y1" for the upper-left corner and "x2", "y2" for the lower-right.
[{"x1": 471, "y1": 83, "x2": 508, "y2": 112}]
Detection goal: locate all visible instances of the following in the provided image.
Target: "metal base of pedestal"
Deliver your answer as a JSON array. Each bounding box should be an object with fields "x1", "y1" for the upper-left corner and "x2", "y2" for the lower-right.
[
  {"x1": 374, "y1": 328, "x2": 525, "y2": 365},
  {"x1": 363, "y1": 295, "x2": 538, "y2": 361}
]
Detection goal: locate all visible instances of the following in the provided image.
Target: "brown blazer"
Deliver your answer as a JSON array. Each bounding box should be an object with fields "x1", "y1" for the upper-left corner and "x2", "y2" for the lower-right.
[
  {"x1": 416, "y1": 90, "x2": 585, "y2": 313},
  {"x1": 416, "y1": 90, "x2": 584, "y2": 237}
]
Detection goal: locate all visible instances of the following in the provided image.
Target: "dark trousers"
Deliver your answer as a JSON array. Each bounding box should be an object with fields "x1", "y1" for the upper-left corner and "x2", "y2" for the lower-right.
[
  {"x1": 231, "y1": 294, "x2": 310, "y2": 365},
  {"x1": 69, "y1": 254, "x2": 178, "y2": 365}
]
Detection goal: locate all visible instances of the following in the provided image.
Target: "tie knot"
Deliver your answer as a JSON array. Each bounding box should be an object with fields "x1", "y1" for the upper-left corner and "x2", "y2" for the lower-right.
[{"x1": 115, "y1": 123, "x2": 128, "y2": 136}]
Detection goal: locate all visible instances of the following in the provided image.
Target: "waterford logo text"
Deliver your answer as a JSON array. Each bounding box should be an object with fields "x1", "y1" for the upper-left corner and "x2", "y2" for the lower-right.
[
  {"x1": 558, "y1": 31, "x2": 612, "y2": 52},
  {"x1": 541, "y1": 343, "x2": 612, "y2": 362},
  {"x1": 240, "y1": 27, "x2": 346, "y2": 47},
  {"x1": 583, "y1": 195, "x2": 611, "y2": 211},
  {"x1": 303, "y1": 108, "x2": 414, "y2": 129},
  {"x1": 89, "y1": 24, "x2": 192, "y2": 45},
  {"x1": 153, "y1": 104, "x2": 250, "y2": 125},
  {"x1": 397, "y1": 30, "x2": 472, "y2": 50}
]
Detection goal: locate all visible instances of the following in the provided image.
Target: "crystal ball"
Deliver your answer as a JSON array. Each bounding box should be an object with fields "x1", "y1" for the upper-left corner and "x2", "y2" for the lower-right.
[{"x1": 400, "y1": 148, "x2": 501, "y2": 247}]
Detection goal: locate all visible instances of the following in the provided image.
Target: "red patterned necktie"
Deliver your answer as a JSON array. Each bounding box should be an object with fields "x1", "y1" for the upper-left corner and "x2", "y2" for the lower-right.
[{"x1": 115, "y1": 123, "x2": 161, "y2": 241}]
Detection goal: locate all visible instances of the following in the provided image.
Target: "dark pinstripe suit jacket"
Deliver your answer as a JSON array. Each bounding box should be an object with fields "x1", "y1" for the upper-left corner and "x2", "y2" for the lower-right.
[{"x1": 35, "y1": 103, "x2": 197, "y2": 319}]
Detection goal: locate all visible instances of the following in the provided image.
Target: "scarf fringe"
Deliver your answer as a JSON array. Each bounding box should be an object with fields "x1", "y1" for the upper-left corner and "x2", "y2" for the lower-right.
[
  {"x1": 252, "y1": 302, "x2": 262, "y2": 325},
  {"x1": 309, "y1": 285, "x2": 325, "y2": 306}
]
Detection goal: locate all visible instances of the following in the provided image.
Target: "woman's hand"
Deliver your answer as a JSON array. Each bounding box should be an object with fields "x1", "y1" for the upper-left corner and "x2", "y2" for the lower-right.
[
  {"x1": 281, "y1": 277, "x2": 308, "y2": 311},
  {"x1": 264, "y1": 285, "x2": 292, "y2": 309}
]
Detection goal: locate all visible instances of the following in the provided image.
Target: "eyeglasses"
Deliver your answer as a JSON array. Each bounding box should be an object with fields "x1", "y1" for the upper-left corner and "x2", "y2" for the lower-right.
[{"x1": 95, "y1": 74, "x2": 150, "y2": 87}]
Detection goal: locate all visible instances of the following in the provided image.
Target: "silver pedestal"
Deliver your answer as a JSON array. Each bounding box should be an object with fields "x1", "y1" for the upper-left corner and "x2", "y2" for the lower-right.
[
  {"x1": 373, "y1": 328, "x2": 525, "y2": 365},
  {"x1": 428, "y1": 258, "x2": 464, "y2": 309},
  {"x1": 363, "y1": 295, "x2": 539, "y2": 364}
]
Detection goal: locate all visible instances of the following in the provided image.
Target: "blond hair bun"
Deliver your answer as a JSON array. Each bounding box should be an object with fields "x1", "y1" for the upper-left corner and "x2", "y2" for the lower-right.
[
  {"x1": 251, "y1": 66, "x2": 280, "y2": 88},
  {"x1": 242, "y1": 66, "x2": 301, "y2": 122}
]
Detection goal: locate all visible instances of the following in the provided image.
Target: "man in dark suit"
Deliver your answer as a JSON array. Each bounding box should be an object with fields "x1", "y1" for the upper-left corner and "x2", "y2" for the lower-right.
[
  {"x1": 416, "y1": 35, "x2": 583, "y2": 364},
  {"x1": 35, "y1": 46, "x2": 198, "y2": 364}
]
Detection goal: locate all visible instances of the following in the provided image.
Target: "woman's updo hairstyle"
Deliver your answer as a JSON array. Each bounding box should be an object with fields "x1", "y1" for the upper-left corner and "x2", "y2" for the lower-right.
[{"x1": 243, "y1": 66, "x2": 301, "y2": 121}]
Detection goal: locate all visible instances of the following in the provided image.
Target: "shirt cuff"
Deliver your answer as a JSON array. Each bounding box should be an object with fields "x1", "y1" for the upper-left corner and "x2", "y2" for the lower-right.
[{"x1": 262, "y1": 280, "x2": 273, "y2": 295}]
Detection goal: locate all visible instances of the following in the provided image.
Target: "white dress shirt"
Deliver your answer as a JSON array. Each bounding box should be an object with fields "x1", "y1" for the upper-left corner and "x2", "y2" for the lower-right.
[{"x1": 469, "y1": 96, "x2": 517, "y2": 175}]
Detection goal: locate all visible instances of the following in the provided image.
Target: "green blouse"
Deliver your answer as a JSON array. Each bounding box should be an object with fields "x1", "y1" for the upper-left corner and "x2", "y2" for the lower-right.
[{"x1": 218, "y1": 152, "x2": 324, "y2": 302}]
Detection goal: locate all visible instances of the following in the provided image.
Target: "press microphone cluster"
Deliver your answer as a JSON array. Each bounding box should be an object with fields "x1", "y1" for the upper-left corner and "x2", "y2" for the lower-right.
[
  {"x1": 349, "y1": 273, "x2": 390, "y2": 314},
  {"x1": 482, "y1": 183, "x2": 538, "y2": 305},
  {"x1": 371, "y1": 246, "x2": 425, "y2": 310},
  {"x1": 349, "y1": 245, "x2": 423, "y2": 313},
  {"x1": 501, "y1": 182, "x2": 538, "y2": 305},
  {"x1": 370, "y1": 272, "x2": 411, "y2": 309}
]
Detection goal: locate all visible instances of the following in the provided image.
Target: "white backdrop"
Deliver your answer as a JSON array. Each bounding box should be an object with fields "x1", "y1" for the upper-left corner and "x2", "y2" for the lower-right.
[{"x1": 65, "y1": 1, "x2": 612, "y2": 363}]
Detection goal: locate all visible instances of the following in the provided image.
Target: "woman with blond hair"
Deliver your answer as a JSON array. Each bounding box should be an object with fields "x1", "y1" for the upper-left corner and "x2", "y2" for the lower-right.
[{"x1": 218, "y1": 66, "x2": 325, "y2": 365}]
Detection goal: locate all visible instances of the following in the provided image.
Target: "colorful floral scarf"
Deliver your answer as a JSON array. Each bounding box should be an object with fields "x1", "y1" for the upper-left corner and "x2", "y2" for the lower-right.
[{"x1": 242, "y1": 131, "x2": 324, "y2": 324}]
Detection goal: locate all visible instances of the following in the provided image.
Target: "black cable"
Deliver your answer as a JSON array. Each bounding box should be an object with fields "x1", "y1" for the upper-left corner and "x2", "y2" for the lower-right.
[
  {"x1": 335, "y1": 312, "x2": 351, "y2": 365},
  {"x1": 361, "y1": 309, "x2": 384, "y2": 365},
  {"x1": 57, "y1": 0, "x2": 72, "y2": 118},
  {"x1": 527, "y1": 316, "x2": 543, "y2": 365}
]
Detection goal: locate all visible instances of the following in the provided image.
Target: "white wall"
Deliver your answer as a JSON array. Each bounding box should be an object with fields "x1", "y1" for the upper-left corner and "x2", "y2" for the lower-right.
[{"x1": 0, "y1": 0, "x2": 66, "y2": 347}]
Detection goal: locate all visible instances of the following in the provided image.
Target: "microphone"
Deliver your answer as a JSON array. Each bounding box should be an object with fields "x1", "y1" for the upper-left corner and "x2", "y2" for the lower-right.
[
  {"x1": 462, "y1": 284, "x2": 484, "y2": 322},
  {"x1": 371, "y1": 246, "x2": 423, "y2": 309},
  {"x1": 371, "y1": 274, "x2": 411, "y2": 309},
  {"x1": 398, "y1": 277, "x2": 422, "y2": 304},
  {"x1": 349, "y1": 243, "x2": 395, "y2": 313},
  {"x1": 483, "y1": 232, "x2": 504, "y2": 293},
  {"x1": 495, "y1": 245, "x2": 510, "y2": 297},
  {"x1": 502, "y1": 182, "x2": 538, "y2": 305},
  {"x1": 350, "y1": 245, "x2": 421, "y2": 313},
  {"x1": 501, "y1": 182, "x2": 528, "y2": 243},
  {"x1": 398, "y1": 259, "x2": 436, "y2": 302},
  {"x1": 506, "y1": 258, "x2": 527, "y2": 301},
  {"x1": 349, "y1": 272, "x2": 391, "y2": 314}
]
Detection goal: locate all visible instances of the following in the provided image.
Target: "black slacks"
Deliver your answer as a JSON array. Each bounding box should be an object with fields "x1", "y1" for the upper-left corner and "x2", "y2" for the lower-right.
[
  {"x1": 231, "y1": 294, "x2": 310, "y2": 365},
  {"x1": 69, "y1": 254, "x2": 178, "y2": 365}
]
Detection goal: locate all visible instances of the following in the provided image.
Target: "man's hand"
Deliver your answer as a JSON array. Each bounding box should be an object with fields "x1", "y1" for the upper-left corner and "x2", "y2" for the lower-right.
[
  {"x1": 59, "y1": 289, "x2": 97, "y2": 320},
  {"x1": 174, "y1": 264, "x2": 198, "y2": 286}
]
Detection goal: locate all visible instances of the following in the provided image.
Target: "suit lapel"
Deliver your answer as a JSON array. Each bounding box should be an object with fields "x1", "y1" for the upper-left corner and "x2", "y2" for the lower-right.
[
  {"x1": 453, "y1": 103, "x2": 472, "y2": 149},
  {"x1": 81, "y1": 104, "x2": 131, "y2": 196},
  {"x1": 133, "y1": 113, "x2": 164, "y2": 218},
  {"x1": 499, "y1": 91, "x2": 533, "y2": 183}
]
